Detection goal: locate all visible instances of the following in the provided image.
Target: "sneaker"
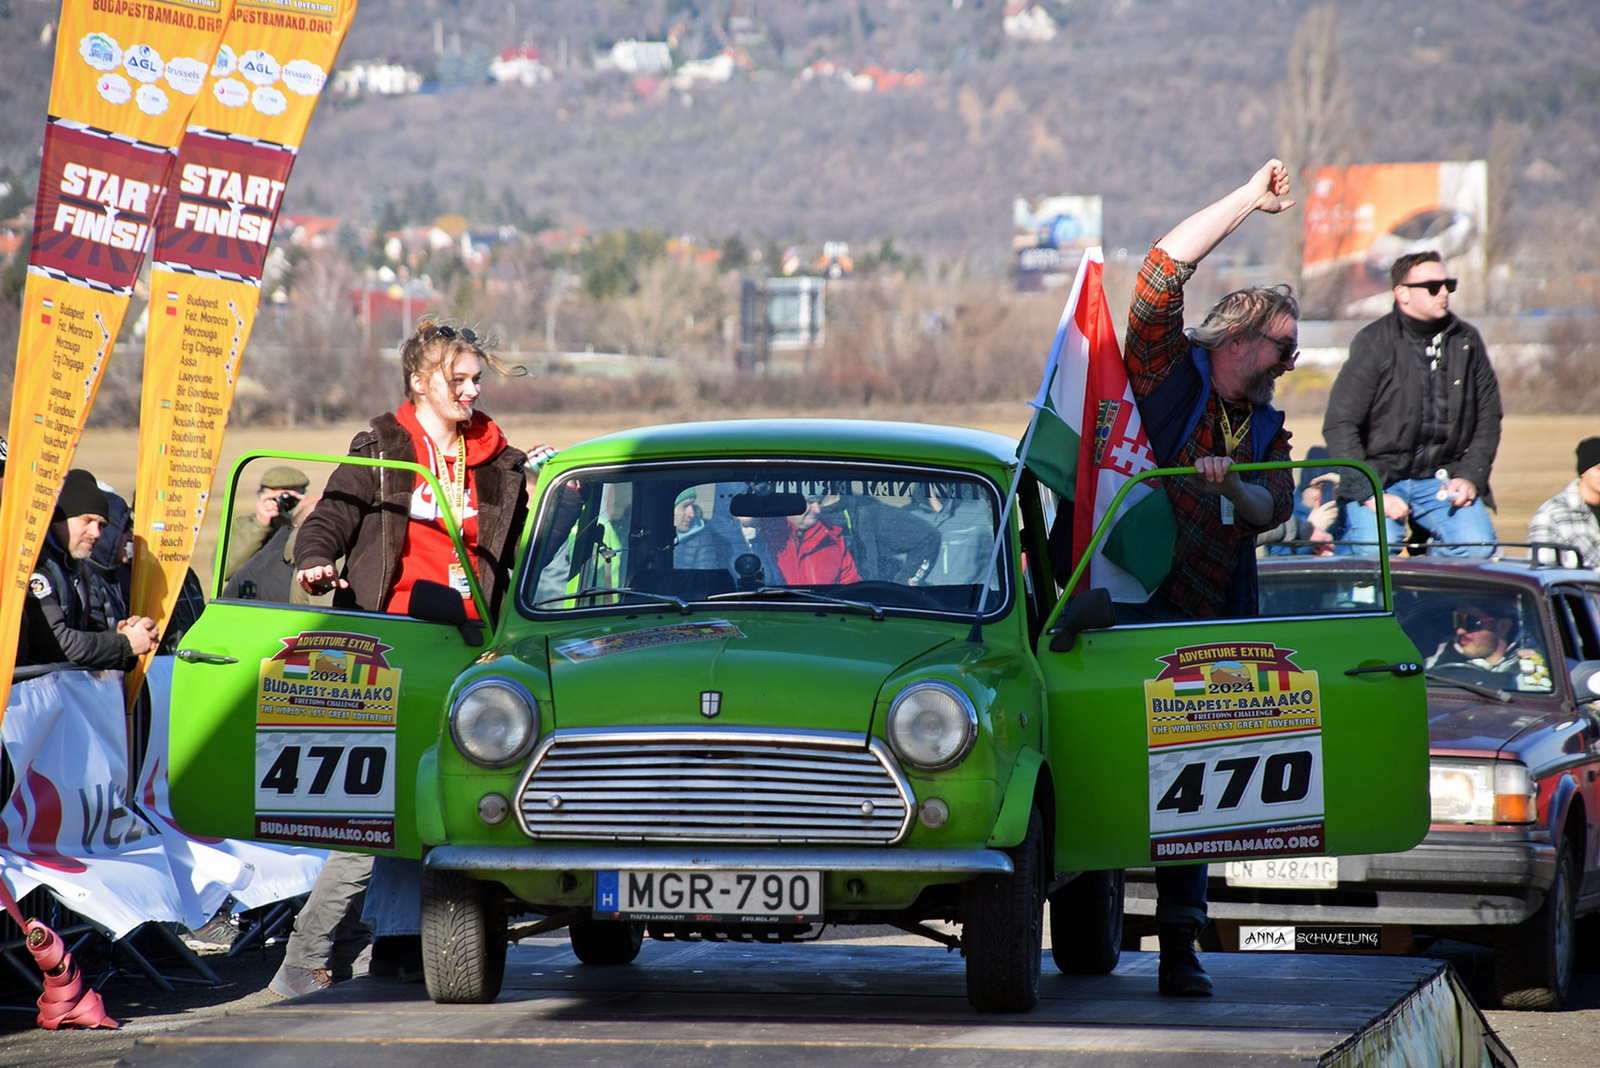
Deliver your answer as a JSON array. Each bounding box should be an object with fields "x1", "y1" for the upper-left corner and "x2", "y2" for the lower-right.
[
  {"x1": 268, "y1": 964, "x2": 335, "y2": 999},
  {"x1": 182, "y1": 913, "x2": 241, "y2": 950}
]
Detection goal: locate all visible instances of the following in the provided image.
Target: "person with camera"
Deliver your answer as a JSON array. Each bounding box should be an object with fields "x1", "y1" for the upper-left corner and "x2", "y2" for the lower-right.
[{"x1": 223, "y1": 466, "x2": 310, "y2": 584}]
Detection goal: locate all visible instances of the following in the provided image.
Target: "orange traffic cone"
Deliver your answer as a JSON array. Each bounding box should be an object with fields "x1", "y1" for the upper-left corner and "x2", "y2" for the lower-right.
[{"x1": 0, "y1": 877, "x2": 118, "y2": 1029}]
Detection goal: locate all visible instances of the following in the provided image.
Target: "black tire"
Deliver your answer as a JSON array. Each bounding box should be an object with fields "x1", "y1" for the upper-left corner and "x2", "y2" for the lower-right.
[
  {"x1": 1048, "y1": 869, "x2": 1124, "y2": 975},
  {"x1": 962, "y1": 805, "x2": 1044, "y2": 1012},
  {"x1": 1493, "y1": 836, "x2": 1576, "y2": 1011},
  {"x1": 421, "y1": 868, "x2": 507, "y2": 1004},
  {"x1": 569, "y1": 918, "x2": 645, "y2": 965}
]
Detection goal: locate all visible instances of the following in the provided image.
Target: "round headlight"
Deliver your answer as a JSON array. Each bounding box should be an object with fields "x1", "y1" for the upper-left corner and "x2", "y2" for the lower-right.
[
  {"x1": 450, "y1": 680, "x2": 538, "y2": 767},
  {"x1": 887, "y1": 681, "x2": 977, "y2": 769}
]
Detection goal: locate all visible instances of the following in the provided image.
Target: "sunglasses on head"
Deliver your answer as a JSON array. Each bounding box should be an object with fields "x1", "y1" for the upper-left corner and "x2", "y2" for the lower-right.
[
  {"x1": 1452, "y1": 610, "x2": 1498, "y2": 632},
  {"x1": 1399, "y1": 278, "x2": 1458, "y2": 296},
  {"x1": 429, "y1": 324, "x2": 479, "y2": 344},
  {"x1": 1257, "y1": 332, "x2": 1299, "y2": 363}
]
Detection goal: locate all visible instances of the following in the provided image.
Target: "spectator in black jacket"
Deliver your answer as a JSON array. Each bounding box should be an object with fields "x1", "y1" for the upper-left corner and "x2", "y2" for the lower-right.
[
  {"x1": 1323, "y1": 251, "x2": 1501, "y2": 557},
  {"x1": 24, "y1": 469, "x2": 159, "y2": 669}
]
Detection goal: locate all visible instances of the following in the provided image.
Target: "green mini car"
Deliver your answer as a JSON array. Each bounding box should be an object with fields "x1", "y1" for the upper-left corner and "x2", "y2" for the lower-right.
[{"x1": 169, "y1": 419, "x2": 1429, "y2": 1012}]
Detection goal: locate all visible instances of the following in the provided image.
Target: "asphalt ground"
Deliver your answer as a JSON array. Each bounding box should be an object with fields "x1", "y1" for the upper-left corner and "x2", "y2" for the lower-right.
[{"x1": 1, "y1": 927, "x2": 1595, "y2": 1068}]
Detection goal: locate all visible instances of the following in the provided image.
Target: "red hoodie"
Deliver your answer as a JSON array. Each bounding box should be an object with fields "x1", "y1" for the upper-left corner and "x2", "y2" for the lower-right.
[{"x1": 388, "y1": 400, "x2": 508, "y2": 618}]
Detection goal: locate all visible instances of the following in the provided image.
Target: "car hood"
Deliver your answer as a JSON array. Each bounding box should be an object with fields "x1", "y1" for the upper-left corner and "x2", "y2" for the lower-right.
[
  {"x1": 1426, "y1": 691, "x2": 1563, "y2": 754},
  {"x1": 539, "y1": 614, "x2": 957, "y2": 734}
]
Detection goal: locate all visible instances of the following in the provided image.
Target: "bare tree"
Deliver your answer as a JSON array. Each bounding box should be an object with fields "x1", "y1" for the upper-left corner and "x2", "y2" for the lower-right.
[{"x1": 1275, "y1": 5, "x2": 1359, "y2": 315}]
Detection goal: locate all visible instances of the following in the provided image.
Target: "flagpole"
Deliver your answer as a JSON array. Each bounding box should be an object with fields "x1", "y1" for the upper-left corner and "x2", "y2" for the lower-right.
[{"x1": 967, "y1": 250, "x2": 1096, "y2": 642}]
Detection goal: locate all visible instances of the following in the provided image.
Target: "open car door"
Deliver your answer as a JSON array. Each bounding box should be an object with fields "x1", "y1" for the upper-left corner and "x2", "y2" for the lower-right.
[
  {"x1": 1038, "y1": 461, "x2": 1429, "y2": 872},
  {"x1": 165, "y1": 451, "x2": 494, "y2": 859}
]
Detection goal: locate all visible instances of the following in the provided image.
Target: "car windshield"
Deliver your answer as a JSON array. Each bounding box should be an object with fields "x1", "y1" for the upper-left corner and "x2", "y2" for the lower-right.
[
  {"x1": 1260, "y1": 567, "x2": 1555, "y2": 695},
  {"x1": 519, "y1": 461, "x2": 1006, "y2": 618},
  {"x1": 1393, "y1": 580, "x2": 1555, "y2": 696}
]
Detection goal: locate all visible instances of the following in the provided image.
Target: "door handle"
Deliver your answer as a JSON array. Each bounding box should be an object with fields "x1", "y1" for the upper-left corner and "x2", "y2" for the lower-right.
[
  {"x1": 1344, "y1": 661, "x2": 1421, "y2": 677},
  {"x1": 176, "y1": 649, "x2": 239, "y2": 665}
]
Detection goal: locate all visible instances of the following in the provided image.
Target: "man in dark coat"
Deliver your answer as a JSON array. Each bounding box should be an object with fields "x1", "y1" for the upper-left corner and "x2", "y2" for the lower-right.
[{"x1": 1323, "y1": 251, "x2": 1501, "y2": 557}]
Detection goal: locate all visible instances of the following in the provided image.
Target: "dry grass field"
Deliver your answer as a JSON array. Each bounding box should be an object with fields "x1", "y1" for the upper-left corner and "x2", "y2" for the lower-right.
[{"x1": 68, "y1": 406, "x2": 1591, "y2": 585}]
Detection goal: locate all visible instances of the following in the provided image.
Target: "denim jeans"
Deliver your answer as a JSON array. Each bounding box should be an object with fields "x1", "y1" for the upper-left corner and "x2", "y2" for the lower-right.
[{"x1": 1339, "y1": 478, "x2": 1497, "y2": 557}]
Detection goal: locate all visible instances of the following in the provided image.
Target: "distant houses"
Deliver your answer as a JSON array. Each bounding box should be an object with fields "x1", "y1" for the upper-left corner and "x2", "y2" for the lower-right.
[{"x1": 332, "y1": 61, "x2": 423, "y2": 96}]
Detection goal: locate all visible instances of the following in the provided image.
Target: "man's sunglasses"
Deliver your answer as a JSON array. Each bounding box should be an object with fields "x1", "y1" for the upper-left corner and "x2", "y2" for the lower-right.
[
  {"x1": 429, "y1": 324, "x2": 479, "y2": 344},
  {"x1": 1257, "y1": 332, "x2": 1299, "y2": 363},
  {"x1": 1452, "y1": 611, "x2": 1498, "y2": 632},
  {"x1": 1399, "y1": 278, "x2": 1458, "y2": 296}
]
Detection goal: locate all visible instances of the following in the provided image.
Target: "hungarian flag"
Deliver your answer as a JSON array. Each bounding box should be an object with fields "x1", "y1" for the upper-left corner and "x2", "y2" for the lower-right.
[{"x1": 1020, "y1": 247, "x2": 1174, "y2": 601}]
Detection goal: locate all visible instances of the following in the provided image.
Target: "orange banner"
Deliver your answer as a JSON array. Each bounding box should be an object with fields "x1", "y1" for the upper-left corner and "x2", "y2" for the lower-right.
[
  {"x1": 0, "y1": 0, "x2": 234, "y2": 725},
  {"x1": 127, "y1": 0, "x2": 357, "y2": 701}
]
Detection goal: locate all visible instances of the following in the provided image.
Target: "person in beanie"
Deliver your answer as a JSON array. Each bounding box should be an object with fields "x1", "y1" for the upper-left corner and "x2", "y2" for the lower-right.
[
  {"x1": 23, "y1": 469, "x2": 159, "y2": 669},
  {"x1": 1528, "y1": 437, "x2": 1600, "y2": 569},
  {"x1": 224, "y1": 465, "x2": 311, "y2": 582}
]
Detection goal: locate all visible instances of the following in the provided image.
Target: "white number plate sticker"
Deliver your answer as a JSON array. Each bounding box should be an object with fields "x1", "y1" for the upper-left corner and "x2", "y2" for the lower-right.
[
  {"x1": 1225, "y1": 857, "x2": 1339, "y2": 889},
  {"x1": 594, "y1": 869, "x2": 822, "y2": 922}
]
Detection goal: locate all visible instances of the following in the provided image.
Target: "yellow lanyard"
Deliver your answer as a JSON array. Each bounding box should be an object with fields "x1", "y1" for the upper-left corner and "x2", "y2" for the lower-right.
[
  {"x1": 430, "y1": 434, "x2": 467, "y2": 513},
  {"x1": 1218, "y1": 404, "x2": 1252, "y2": 457}
]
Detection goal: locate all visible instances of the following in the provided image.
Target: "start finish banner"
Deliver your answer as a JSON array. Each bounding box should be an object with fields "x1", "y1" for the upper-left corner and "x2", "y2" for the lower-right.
[
  {"x1": 127, "y1": 0, "x2": 357, "y2": 703},
  {"x1": 0, "y1": 0, "x2": 235, "y2": 728}
]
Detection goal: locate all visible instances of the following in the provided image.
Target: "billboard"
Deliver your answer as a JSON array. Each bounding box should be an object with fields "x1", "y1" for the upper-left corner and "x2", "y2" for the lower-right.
[
  {"x1": 1301, "y1": 161, "x2": 1487, "y2": 317},
  {"x1": 1013, "y1": 194, "x2": 1103, "y2": 293}
]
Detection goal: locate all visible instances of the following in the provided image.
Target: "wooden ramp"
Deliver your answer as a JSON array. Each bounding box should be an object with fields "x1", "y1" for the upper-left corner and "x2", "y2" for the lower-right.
[{"x1": 120, "y1": 939, "x2": 1515, "y2": 1067}]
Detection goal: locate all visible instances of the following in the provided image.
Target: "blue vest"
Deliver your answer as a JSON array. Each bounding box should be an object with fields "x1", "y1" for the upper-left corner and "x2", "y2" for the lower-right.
[{"x1": 1139, "y1": 343, "x2": 1285, "y2": 616}]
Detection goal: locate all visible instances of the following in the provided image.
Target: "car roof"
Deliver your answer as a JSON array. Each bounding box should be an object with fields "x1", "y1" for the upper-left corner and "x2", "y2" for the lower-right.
[
  {"x1": 1260, "y1": 551, "x2": 1599, "y2": 591},
  {"x1": 551, "y1": 418, "x2": 1022, "y2": 472}
]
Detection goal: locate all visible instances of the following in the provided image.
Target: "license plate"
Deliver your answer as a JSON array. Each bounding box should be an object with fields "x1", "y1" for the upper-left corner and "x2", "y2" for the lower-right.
[
  {"x1": 1224, "y1": 857, "x2": 1339, "y2": 889},
  {"x1": 594, "y1": 869, "x2": 823, "y2": 922}
]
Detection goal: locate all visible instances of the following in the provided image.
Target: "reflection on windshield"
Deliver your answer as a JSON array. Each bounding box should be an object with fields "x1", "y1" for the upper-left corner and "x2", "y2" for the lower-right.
[
  {"x1": 521, "y1": 464, "x2": 1005, "y2": 617},
  {"x1": 1397, "y1": 583, "x2": 1554, "y2": 694},
  {"x1": 1259, "y1": 567, "x2": 1556, "y2": 695}
]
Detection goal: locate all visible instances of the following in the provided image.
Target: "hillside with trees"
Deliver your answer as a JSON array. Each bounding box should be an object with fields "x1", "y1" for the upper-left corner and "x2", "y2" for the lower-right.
[{"x1": 1, "y1": 0, "x2": 1597, "y2": 425}]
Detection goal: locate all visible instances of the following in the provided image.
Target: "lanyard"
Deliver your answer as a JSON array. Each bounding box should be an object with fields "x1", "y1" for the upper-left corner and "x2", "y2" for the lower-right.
[
  {"x1": 428, "y1": 433, "x2": 468, "y2": 513},
  {"x1": 1218, "y1": 404, "x2": 1252, "y2": 457}
]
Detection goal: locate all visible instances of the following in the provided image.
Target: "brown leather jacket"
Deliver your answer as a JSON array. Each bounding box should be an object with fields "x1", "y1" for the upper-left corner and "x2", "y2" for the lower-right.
[{"x1": 293, "y1": 411, "x2": 529, "y2": 620}]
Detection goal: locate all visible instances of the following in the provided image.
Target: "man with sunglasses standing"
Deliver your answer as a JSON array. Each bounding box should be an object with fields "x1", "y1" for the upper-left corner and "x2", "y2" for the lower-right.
[
  {"x1": 1323, "y1": 251, "x2": 1501, "y2": 556},
  {"x1": 1119, "y1": 159, "x2": 1301, "y2": 1000}
]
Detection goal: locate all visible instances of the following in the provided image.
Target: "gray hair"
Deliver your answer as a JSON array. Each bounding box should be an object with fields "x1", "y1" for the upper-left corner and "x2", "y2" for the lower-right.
[{"x1": 1187, "y1": 284, "x2": 1300, "y2": 351}]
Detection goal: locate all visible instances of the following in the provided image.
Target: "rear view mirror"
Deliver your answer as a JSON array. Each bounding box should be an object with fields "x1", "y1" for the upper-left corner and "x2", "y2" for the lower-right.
[{"x1": 729, "y1": 491, "x2": 807, "y2": 518}]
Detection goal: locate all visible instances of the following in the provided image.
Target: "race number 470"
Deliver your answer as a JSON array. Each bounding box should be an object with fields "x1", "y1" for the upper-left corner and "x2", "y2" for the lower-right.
[
  {"x1": 258, "y1": 742, "x2": 389, "y2": 804},
  {"x1": 1149, "y1": 740, "x2": 1324, "y2": 832},
  {"x1": 254, "y1": 730, "x2": 396, "y2": 815}
]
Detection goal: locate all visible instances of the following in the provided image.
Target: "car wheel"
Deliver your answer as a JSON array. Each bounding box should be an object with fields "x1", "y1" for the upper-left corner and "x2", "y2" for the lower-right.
[
  {"x1": 569, "y1": 918, "x2": 645, "y2": 965},
  {"x1": 421, "y1": 867, "x2": 507, "y2": 1004},
  {"x1": 1493, "y1": 836, "x2": 1576, "y2": 1011},
  {"x1": 962, "y1": 804, "x2": 1044, "y2": 1012},
  {"x1": 1048, "y1": 869, "x2": 1123, "y2": 975}
]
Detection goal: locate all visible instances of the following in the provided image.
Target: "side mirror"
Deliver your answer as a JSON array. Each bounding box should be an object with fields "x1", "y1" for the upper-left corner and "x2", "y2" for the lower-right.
[
  {"x1": 1569, "y1": 660, "x2": 1600, "y2": 703},
  {"x1": 409, "y1": 579, "x2": 485, "y2": 647},
  {"x1": 1048, "y1": 587, "x2": 1117, "y2": 652}
]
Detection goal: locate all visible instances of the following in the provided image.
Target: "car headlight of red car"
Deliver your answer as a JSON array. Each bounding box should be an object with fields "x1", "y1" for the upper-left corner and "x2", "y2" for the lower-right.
[
  {"x1": 450, "y1": 679, "x2": 539, "y2": 768},
  {"x1": 1429, "y1": 759, "x2": 1535, "y2": 824},
  {"x1": 887, "y1": 681, "x2": 977, "y2": 770}
]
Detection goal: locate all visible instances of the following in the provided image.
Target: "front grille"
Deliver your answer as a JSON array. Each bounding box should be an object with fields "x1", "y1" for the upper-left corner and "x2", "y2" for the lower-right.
[{"x1": 516, "y1": 729, "x2": 913, "y2": 844}]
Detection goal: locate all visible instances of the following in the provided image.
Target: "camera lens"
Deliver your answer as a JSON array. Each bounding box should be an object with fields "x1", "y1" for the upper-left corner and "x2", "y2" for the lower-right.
[{"x1": 276, "y1": 492, "x2": 299, "y2": 514}]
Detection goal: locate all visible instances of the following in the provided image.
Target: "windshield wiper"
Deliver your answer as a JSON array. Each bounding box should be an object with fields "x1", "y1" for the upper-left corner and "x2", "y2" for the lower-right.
[
  {"x1": 1423, "y1": 670, "x2": 1513, "y2": 704},
  {"x1": 532, "y1": 587, "x2": 691, "y2": 615},
  {"x1": 707, "y1": 585, "x2": 883, "y2": 620}
]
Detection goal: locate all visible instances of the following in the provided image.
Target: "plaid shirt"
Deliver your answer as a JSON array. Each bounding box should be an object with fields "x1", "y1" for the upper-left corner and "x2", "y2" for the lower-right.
[
  {"x1": 1528, "y1": 480, "x2": 1600, "y2": 569},
  {"x1": 1127, "y1": 247, "x2": 1294, "y2": 618}
]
